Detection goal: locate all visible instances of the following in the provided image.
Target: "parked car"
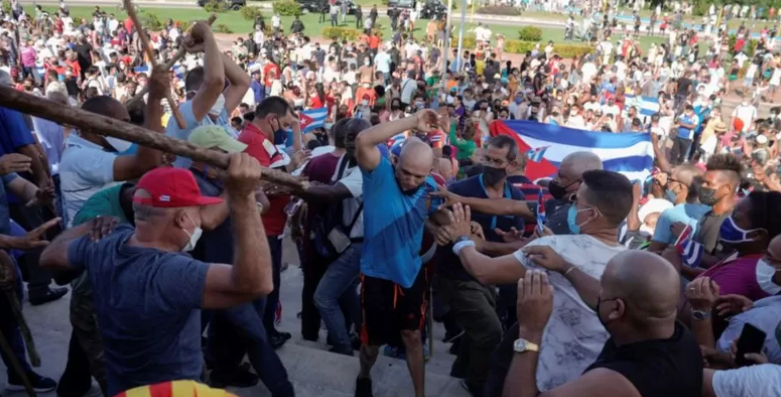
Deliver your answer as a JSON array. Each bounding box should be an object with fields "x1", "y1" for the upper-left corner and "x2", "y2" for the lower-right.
[
  {"x1": 387, "y1": 0, "x2": 415, "y2": 9},
  {"x1": 296, "y1": 0, "x2": 357, "y2": 14},
  {"x1": 418, "y1": 0, "x2": 447, "y2": 19},
  {"x1": 197, "y1": 0, "x2": 246, "y2": 10}
]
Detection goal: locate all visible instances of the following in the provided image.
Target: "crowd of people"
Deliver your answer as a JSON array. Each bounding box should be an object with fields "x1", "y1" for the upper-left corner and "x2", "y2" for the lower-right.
[{"x1": 0, "y1": 0, "x2": 779, "y2": 397}]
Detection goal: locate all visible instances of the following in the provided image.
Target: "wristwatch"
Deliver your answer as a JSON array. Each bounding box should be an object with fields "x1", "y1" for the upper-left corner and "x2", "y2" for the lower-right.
[
  {"x1": 691, "y1": 309, "x2": 712, "y2": 321},
  {"x1": 513, "y1": 338, "x2": 540, "y2": 354}
]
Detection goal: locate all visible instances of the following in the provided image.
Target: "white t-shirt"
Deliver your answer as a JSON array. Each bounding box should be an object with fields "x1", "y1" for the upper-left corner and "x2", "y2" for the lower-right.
[
  {"x1": 732, "y1": 105, "x2": 757, "y2": 132},
  {"x1": 60, "y1": 134, "x2": 119, "y2": 228},
  {"x1": 512, "y1": 235, "x2": 626, "y2": 391},
  {"x1": 712, "y1": 364, "x2": 781, "y2": 397},
  {"x1": 333, "y1": 155, "x2": 363, "y2": 239}
]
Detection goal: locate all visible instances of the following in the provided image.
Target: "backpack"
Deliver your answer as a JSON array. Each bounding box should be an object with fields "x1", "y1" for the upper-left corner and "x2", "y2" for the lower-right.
[{"x1": 310, "y1": 159, "x2": 363, "y2": 260}]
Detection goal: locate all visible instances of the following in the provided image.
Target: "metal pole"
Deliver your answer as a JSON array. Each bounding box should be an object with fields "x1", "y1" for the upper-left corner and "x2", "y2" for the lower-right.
[
  {"x1": 441, "y1": 0, "x2": 453, "y2": 82},
  {"x1": 456, "y1": 0, "x2": 467, "y2": 72}
]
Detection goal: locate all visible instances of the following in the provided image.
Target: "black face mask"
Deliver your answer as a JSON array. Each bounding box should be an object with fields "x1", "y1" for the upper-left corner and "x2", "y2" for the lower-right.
[
  {"x1": 698, "y1": 186, "x2": 719, "y2": 206},
  {"x1": 482, "y1": 166, "x2": 507, "y2": 186},
  {"x1": 548, "y1": 179, "x2": 578, "y2": 201}
]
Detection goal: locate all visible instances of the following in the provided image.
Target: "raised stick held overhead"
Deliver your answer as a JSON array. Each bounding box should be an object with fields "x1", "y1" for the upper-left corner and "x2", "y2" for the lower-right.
[
  {"x1": 0, "y1": 86, "x2": 303, "y2": 189},
  {"x1": 126, "y1": 14, "x2": 218, "y2": 106}
]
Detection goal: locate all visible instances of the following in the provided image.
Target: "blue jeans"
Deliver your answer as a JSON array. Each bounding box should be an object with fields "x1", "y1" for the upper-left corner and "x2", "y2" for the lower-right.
[
  {"x1": 262, "y1": 236, "x2": 283, "y2": 336},
  {"x1": 0, "y1": 255, "x2": 33, "y2": 384},
  {"x1": 314, "y1": 243, "x2": 362, "y2": 352},
  {"x1": 206, "y1": 299, "x2": 293, "y2": 397}
]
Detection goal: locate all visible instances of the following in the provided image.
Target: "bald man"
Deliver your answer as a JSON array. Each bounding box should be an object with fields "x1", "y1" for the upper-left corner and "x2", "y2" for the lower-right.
[
  {"x1": 502, "y1": 250, "x2": 703, "y2": 397},
  {"x1": 435, "y1": 151, "x2": 603, "y2": 235},
  {"x1": 353, "y1": 110, "x2": 442, "y2": 397}
]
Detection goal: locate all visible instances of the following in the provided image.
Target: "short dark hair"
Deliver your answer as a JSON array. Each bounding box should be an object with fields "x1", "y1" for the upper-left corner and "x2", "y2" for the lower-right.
[
  {"x1": 746, "y1": 191, "x2": 781, "y2": 240},
  {"x1": 184, "y1": 66, "x2": 204, "y2": 92},
  {"x1": 581, "y1": 170, "x2": 633, "y2": 226},
  {"x1": 255, "y1": 96, "x2": 294, "y2": 119},
  {"x1": 706, "y1": 153, "x2": 743, "y2": 186},
  {"x1": 487, "y1": 135, "x2": 518, "y2": 162}
]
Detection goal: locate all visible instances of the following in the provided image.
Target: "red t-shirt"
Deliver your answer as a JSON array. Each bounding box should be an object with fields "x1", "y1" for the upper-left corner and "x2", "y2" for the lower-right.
[
  {"x1": 263, "y1": 63, "x2": 281, "y2": 87},
  {"x1": 238, "y1": 123, "x2": 289, "y2": 236}
]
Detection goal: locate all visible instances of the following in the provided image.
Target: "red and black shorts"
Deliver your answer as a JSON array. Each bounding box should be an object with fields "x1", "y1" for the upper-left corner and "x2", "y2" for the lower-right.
[{"x1": 360, "y1": 269, "x2": 428, "y2": 347}]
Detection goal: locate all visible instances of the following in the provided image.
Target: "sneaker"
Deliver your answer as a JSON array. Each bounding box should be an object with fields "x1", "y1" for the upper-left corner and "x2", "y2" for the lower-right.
[
  {"x1": 7, "y1": 373, "x2": 57, "y2": 393},
  {"x1": 460, "y1": 380, "x2": 484, "y2": 397},
  {"x1": 354, "y1": 377, "x2": 373, "y2": 397}
]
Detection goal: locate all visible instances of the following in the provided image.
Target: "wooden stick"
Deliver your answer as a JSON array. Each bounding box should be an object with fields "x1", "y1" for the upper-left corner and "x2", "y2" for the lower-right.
[
  {"x1": 126, "y1": 14, "x2": 217, "y2": 106},
  {"x1": 0, "y1": 86, "x2": 303, "y2": 189},
  {"x1": 124, "y1": 0, "x2": 186, "y2": 129}
]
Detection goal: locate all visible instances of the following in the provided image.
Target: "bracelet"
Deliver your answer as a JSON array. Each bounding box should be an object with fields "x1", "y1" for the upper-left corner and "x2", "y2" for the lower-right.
[
  {"x1": 563, "y1": 266, "x2": 577, "y2": 277},
  {"x1": 452, "y1": 240, "x2": 476, "y2": 255}
]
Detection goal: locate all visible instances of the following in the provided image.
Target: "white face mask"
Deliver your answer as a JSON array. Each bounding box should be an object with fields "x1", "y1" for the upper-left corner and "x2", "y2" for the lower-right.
[
  {"x1": 182, "y1": 213, "x2": 203, "y2": 252},
  {"x1": 209, "y1": 93, "x2": 225, "y2": 116},
  {"x1": 362, "y1": 99, "x2": 369, "y2": 106},
  {"x1": 756, "y1": 259, "x2": 781, "y2": 295},
  {"x1": 570, "y1": 111, "x2": 578, "y2": 117}
]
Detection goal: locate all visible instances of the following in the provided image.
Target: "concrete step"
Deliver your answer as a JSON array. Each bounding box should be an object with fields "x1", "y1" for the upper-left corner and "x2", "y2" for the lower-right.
[{"x1": 227, "y1": 339, "x2": 469, "y2": 397}]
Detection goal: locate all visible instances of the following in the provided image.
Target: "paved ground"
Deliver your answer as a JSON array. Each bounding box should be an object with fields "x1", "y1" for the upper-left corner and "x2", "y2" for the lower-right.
[{"x1": 0, "y1": 238, "x2": 468, "y2": 397}]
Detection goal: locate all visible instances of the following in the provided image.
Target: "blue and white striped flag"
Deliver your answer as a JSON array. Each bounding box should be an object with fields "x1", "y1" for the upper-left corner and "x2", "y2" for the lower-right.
[
  {"x1": 299, "y1": 107, "x2": 327, "y2": 133},
  {"x1": 491, "y1": 120, "x2": 655, "y2": 183},
  {"x1": 624, "y1": 95, "x2": 661, "y2": 123}
]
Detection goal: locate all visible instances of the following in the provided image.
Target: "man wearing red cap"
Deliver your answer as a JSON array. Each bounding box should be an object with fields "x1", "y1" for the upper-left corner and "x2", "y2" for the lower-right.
[{"x1": 40, "y1": 153, "x2": 273, "y2": 397}]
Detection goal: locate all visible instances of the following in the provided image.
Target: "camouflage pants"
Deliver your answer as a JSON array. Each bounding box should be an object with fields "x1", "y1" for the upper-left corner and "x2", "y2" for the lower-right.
[{"x1": 70, "y1": 294, "x2": 108, "y2": 396}]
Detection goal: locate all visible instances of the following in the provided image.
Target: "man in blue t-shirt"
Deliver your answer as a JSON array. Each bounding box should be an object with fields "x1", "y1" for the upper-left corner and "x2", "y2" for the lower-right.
[
  {"x1": 672, "y1": 104, "x2": 699, "y2": 165},
  {"x1": 354, "y1": 110, "x2": 442, "y2": 397},
  {"x1": 649, "y1": 164, "x2": 710, "y2": 252},
  {"x1": 40, "y1": 155, "x2": 273, "y2": 396}
]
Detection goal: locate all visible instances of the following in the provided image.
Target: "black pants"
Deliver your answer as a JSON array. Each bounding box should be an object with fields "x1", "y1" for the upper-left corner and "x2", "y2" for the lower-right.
[
  {"x1": 671, "y1": 136, "x2": 693, "y2": 165},
  {"x1": 300, "y1": 257, "x2": 327, "y2": 340},
  {"x1": 356, "y1": 16, "x2": 363, "y2": 29},
  {"x1": 9, "y1": 203, "x2": 55, "y2": 296},
  {"x1": 262, "y1": 236, "x2": 283, "y2": 337}
]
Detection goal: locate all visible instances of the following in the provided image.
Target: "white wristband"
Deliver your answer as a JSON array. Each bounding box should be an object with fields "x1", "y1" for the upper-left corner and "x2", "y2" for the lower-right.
[{"x1": 452, "y1": 240, "x2": 476, "y2": 255}]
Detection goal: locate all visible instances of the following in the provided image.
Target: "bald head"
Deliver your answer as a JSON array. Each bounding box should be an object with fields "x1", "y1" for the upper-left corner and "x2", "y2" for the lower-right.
[
  {"x1": 396, "y1": 138, "x2": 434, "y2": 193},
  {"x1": 399, "y1": 138, "x2": 434, "y2": 166},
  {"x1": 603, "y1": 250, "x2": 680, "y2": 320},
  {"x1": 560, "y1": 151, "x2": 603, "y2": 180}
]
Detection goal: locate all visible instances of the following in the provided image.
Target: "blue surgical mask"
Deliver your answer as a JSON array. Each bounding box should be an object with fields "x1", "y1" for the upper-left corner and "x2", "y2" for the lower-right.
[
  {"x1": 719, "y1": 215, "x2": 764, "y2": 243},
  {"x1": 566, "y1": 204, "x2": 595, "y2": 235},
  {"x1": 665, "y1": 188, "x2": 677, "y2": 203}
]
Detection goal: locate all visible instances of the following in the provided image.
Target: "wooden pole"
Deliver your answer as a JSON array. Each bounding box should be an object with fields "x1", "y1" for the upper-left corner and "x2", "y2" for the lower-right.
[
  {"x1": 0, "y1": 87, "x2": 303, "y2": 189},
  {"x1": 124, "y1": 0, "x2": 187, "y2": 129},
  {"x1": 126, "y1": 14, "x2": 218, "y2": 106}
]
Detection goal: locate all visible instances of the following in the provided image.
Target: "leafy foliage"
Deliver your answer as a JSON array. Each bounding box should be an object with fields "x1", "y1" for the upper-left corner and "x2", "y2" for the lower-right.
[
  {"x1": 518, "y1": 26, "x2": 542, "y2": 41},
  {"x1": 203, "y1": 0, "x2": 230, "y2": 13},
  {"x1": 214, "y1": 23, "x2": 233, "y2": 33},
  {"x1": 322, "y1": 26, "x2": 362, "y2": 40},
  {"x1": 140, "y1": 10, "x2": 165, "y2": 31},
  {"x1": 240, "y1": 5, "x2": 265, "y2": 20},
  {"x1": 272, "y1": 0, "x2": 302, "y2": 16}
]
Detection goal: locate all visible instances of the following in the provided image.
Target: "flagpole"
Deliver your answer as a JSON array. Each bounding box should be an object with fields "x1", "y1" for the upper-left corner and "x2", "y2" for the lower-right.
[
  {"x1": 439, "y1": 0, "x2": 454, "y2": 99},
  {"x1": 456, "y1": 0, "x2": 467, "y2": 72}
]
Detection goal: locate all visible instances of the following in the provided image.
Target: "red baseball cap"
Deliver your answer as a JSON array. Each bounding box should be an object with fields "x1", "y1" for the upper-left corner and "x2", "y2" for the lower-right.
[{"x1": 133, "y1": 167, "x2": 223, "y2": 208}]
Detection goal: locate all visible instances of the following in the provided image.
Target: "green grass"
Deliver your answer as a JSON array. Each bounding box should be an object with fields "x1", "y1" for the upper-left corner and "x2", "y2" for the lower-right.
[{"x1": 28, "y1": 5, "x2": 665, "y2": 51}]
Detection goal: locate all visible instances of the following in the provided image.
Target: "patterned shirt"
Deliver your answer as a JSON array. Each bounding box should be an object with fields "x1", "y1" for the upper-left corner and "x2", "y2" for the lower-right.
[{"x1": 512, "y1": 235, "x2": 626, "y2": 391}]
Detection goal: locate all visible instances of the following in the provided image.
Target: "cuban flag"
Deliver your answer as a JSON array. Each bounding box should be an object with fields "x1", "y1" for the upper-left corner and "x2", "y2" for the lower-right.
[
  {"x1": 675, "y1": 224, "x2": 703, "y2": 268},
  {"x1": 299, "y1": 107, "x2": 327, "y2": 133},
  {"x1": 489, "y1": 120, "x2": 655, "y2": 182},
  {"x1": 526, "y1": 146, "x2": 549, "y2": 163},
  {"x1": 624, "y1": 95, "x2": 661, "y2": 123},
  {"x1": 536, "y1": 188, "x2": 545, "y2": 233}
]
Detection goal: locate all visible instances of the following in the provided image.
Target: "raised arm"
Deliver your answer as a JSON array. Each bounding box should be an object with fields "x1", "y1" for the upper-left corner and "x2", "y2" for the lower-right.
[
  {"x1": 355, "y1": 109, "x2": 439, "y2": 171},
  {"x1": 221, "y1": 52, "x2": 251, "y2": 113},
  {"x1": 188, "y1": 22, "x2": 225, "y2": 122},
  {"x1": 433, "y1": 184, "x2": 534, "y2": 219},
  {"x1": 112, "y1": 65, "x2": 166, "y2": 182},
  {"x1": 201, "y1": 153, "x2": 273, "y2": 309}
]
